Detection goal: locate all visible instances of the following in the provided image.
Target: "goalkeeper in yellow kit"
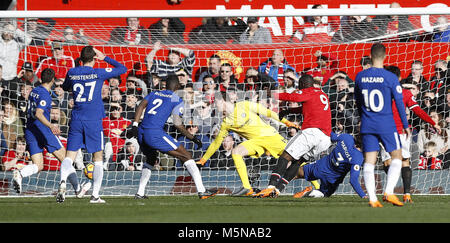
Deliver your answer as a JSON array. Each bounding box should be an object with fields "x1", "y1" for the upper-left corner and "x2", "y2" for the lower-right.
[{"x1": 196, "y1": 95, "x2": 299, "y2": 196}]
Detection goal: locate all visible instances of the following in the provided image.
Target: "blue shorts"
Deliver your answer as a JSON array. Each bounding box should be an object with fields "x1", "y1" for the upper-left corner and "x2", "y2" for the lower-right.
[
  {"x1": 66, "y1": 120, "x2": 104, "y2": 153},
  {"x1": 303, "y1": 161, "x2": 337, "y2": 197},
  {"x1": 138, "y1": 128, "x2": 180, "y2": 153},
  {"x1": 25, "y1": 125, "x2": 64, "y2": 156},
  {"x1": 362, "y1": 132, "x2": 401, "y2": 153}
]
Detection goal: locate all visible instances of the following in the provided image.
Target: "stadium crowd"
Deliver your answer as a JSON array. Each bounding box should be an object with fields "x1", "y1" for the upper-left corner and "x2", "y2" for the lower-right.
[{"x1": 0, "y1": 7, "x2": 449, "y2": 175}]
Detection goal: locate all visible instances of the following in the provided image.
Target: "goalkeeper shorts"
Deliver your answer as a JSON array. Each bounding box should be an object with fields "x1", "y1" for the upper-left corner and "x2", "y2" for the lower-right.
[{"x1": 240, "y1": 134, "x2": 286, "y2": 158}]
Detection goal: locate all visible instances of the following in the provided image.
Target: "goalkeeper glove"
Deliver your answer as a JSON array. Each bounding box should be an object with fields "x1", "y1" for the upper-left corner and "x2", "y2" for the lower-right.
[
  {"x1": 192, "y1": 136, "x2": 203, "y2": 149},
  {"x1": 281, "y1": 118, "x2": 301, "y2": 130},
  {"x1": 196, "y1": 158, "x2": 207, "y2": 166},
  {"x1": 126, "y1": 122, "x2": 139, "y2": 139}
]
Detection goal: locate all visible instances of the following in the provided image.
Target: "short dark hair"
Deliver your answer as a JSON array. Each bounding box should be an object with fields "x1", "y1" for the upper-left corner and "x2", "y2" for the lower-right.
[
  {"x1": 370, "y1": 43, "x2": 386, "y2": 60},
  {"x1": 80, "y1": 46, "x2": 96, "y2": 63},
  {"x1": 298, "y1": 74, "x2": 315, "y2": 89},
  {"x1": 385, "y1": 65, "x2": 401, "y2": 79},
  {"x1": 165, "y1": 74, "x2": 180, "y2": 91},
  {"x1": 41, "y1": 68, "x2": 55, "y2": 84},
  {"x1": 360, "y1": 56, "x2": 372, "y2": 66}
]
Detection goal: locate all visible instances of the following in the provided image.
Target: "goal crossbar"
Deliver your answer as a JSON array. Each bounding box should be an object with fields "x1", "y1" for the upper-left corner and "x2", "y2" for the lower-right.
[{"x1": 1, "y1": 7, "x2": 450, "y2": 19}]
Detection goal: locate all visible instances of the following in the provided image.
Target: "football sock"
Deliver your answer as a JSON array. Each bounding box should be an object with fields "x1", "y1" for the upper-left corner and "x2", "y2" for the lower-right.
[
  {"x1": 92, "y1": 161, "x2": 103, "y2": 198},
  {"x1": 385, "y1": 158, "x2": 402, "y2": 195},
  {"x1": 19, "y1": 164, "x2": 38, "y2": 178},
  {"x1": 232, "y1": 154, "x2": 251, "y2": 190},
  {"x1": 184, "y1": 159, "x2": 206, "y2": 193},
  {"x1": 311, "y1": 180, "x2": 320, "y2": 190},
  {"x1": 60, "y1": 157, "x2": 75, "y2": 182},
  {"x1": 67, "y1": 172, "x2": 80, "y2": 192},
  {"x1": 276, "y1": 162, "x2": 300, "y2": 192},
  {"x1": 401, "y1": 166, "x2": 412, "y2": 194},
  {"x1": 363, "y1": 163, "x2": 377, "y2": 202},
  {"x1": 269, "y1": 156, "x2": 290, "y2": 186},
  {"x1": 137, "y1": 167, "x2": 151, "y2": 196}
]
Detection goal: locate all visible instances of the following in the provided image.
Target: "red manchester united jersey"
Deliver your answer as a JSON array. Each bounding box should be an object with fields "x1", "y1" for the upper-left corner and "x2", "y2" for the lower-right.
[
  {"x1": 277, "y1": 87, "x2": 331, "y2": 136},
  {"x1": 392, "y1": 88, "x2": 435, "y2": 134}
]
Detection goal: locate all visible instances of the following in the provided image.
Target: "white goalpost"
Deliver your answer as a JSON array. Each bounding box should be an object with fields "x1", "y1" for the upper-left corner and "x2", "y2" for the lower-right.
[{"x1": 0, "y1": 7, "x2": 449, "y2": 197}]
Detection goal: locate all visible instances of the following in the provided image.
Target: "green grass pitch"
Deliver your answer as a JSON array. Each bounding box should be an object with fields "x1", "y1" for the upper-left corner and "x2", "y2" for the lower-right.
[{"x1": 0, "y1": 195, "x2": 449, "y2": 223}]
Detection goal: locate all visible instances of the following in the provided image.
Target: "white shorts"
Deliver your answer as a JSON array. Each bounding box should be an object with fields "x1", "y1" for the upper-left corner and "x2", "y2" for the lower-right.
[
  {"x1": 284, "y1": 128, "x2": 331, "y2": 161},
  {"x1": 380, "y1": 133, "x2": 411, "y2": 161}
]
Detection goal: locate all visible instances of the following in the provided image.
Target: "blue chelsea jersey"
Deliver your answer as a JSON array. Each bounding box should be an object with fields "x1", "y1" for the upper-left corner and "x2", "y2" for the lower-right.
[
  {"x1": 26, "y1": 85, "x2": 52, "y2": 128},
  {"x1": 140, "y1": 90, "x2": 184, "y2": 130},
  {"x1": 354, "y1": 67, "x2": 408, "y2": 134},
  {"x1": 62, "y1": 56, "x2": 127, "y2": 121}
]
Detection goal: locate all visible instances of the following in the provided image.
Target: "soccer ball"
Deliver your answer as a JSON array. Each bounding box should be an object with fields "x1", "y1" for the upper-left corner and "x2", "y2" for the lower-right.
[{"x1": 83, "y1": 163, "x2": 95, "y2": 180}]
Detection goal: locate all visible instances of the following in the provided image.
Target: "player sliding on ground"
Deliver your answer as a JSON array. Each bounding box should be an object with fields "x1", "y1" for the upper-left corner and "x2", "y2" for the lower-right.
[
  {"x1": 196, "y1": 93, "x2": 301, "y2": 196},
  {"x1": 292, "y1": 132, "x2": 367, "y2": 199},
  {"x1": 126, "y1": 74, "x2": 217, "y2": 199},
  {"x1": 13, "y1": 68, "x2": 91, "y2": 199},
  {"x1": 254, "y1": 74, "x2": 331, "y2": 198},
  {"x1": 354, "y1": 43, "x2": 411, "y2": 207},
  {"x1": 60, "y1": 46, "x2": 127, "y2": 203}
]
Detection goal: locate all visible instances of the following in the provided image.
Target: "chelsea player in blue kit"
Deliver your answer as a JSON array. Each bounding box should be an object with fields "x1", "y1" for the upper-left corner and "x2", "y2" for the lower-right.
[
  {"x1": 292, "y1": 133, "x2": 367, "y2": 199},
  {"x1": 60, "y1": 46, "x2": 127, "y2": 203},
  {"x1": 127, "y1": 74, "x2": 217, "y2": 199},
  {"x1": 354, "y1": 43, "x2": 411, "y2": 207},
  {"x1": 13, "y1": 68, "x2": 90, "y2": 199}
]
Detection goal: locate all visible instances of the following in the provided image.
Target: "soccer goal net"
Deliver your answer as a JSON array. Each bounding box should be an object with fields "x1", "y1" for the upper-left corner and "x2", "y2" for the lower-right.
[{"x1": 0, "y1": 7, "x2": 450, "y2": 197}]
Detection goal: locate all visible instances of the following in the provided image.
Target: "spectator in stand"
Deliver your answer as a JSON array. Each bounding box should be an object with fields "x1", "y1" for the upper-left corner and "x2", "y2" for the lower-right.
[
  {"x1": 149, "y1": 18, "x2": 185, "y2": 44},
  {"x1": 50, "y1": 105, "x2": 69, "y2": 138},
  {"x1": 35, "y1": 41, "x2": 75, "y2": 80},
  {"x1": 52, "y1": 85, "x2": 70, "y2": 114},
  {"x1": 0, "y1": 22, "x2": 31, "y2": 82},
  {"x1": 258, "y1": 49, "x2": 297, "y2": 87},
  {"x1": 122, "y1": 91, "x2": 139, "y2": 121},
  {"x1": 15, "y1": 62, "x2": 39, "y2": 87},
  {"x1": 16, "y1": 83, "x2": 33, "y2": 126},
  {"x1": 1, "y1": 136, "x2": 30, "y2": 171},
  {"x1": 401, "y1": 60, "x2": 428, "y2": 94},
  {"x1": 290, "y1": 4, "x2": 337, "y2": 43},
  {"x1": 107, "y1": 76, "x2": 122, "y2": 90},
  {"x1": 418, "y1": 141, "x2": 443, "y2": 170},
  {"x1": 202, "y1": 75, "x2": 217, "y2": 104},
  {"x1": 0, "y1": 109, "x2": 7, "y2": 157},
  {"x1": 306, "y1": 50, "x2": 339, "y2": 86},
  {"x1": 101, "y1": 83, "x2": 110, "y2": 110},
  {"x1": 194, "y1": 17, "x2": 247, "y2": 44},
  {"x1": 175, "y1": 68, "x2": 191, "y2": 88},
  {"x1": 332, "y1": 15, "x2": 377, "y2": 42},
  {"x1": 368, "y1": 2, "x2": 415, "y2": 42},
  {"x1": 197, "y1": 54, "x2": 221, "y2": 83},
  {"x1": 146, "y1": 41, "x2": 196, "y2": 80},
  {"x1": 25, "y1": 18, "x2": 56, "y2": 46},
  {"x1": 2, "y1": 100, "x2": 24, "y2": 150},
  {"x1": 239, "y1": 17, "x2": 272, "y2": 44},
  {"x1": 193, "y1": 100, "x2": 220, "y2": 139},
  {"x1": 110, "y1": 87, "x2": 125, "y2": 108},
  {"x1": 102, "y1": 103, "x2": 131, "y2": 163},
  {"x1": 282, "y1": 69, "x2": 299, "y2": 93},
  {"x1": 417, "y1": 111, "x2": 450, "y2": 165},
  {"x1": 209, "y1": 134, "x2": 235, "y2": 169},
  {"x1": 125, "y1": 74, "x2": 147, "y2": 98},
  {"x1": 109, "y1": 17, "x2": 150, "y2": 45},
  {"x1": 420, "y1": 90, "x2": 439, "y2": 113},
  {"x1": 215, "y1": 63, "x2": 240, "y2": 92},
  {"x1": 428, "y1": 59, "x2": 449, "y2": 102},
  {"x1": 61, "y1": 26, "x2": 89, "y2": 45},
  {"x1": 439, "y1": 93, "x2": 450, "y2": 124},
  {"x1": 116, "y1": 140, "x2": 146, "y2": 171},
  {"x1": 432, "y1": 16, "x2": 450, "y2": 42},
  {"x1": 243, "y1": 67, "x2": 276, "y2": 91},
  {"x1": 360, "y1": 56, "x2": 372, "y2": 70}
]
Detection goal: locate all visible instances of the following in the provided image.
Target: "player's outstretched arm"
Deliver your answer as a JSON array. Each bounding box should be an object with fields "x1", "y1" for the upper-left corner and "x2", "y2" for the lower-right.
[
  {"x1": 124, "y1": 98, "x2": 147, "y2": 139},
  {"x1": 196, "y1": 123, "x2": 229, "y2": 166}
]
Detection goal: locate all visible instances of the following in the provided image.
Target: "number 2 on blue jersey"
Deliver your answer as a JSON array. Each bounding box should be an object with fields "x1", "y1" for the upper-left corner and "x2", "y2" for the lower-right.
[
  {"x1": 148, "y1": 98, "x2": 163, "y2": 115},
  {"x1": 74, "y1": 81, "x2": 96, "y2": 102}
]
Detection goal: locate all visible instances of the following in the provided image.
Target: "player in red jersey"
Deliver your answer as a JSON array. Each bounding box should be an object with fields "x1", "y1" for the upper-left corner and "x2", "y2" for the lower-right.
[
  {"x1": 254, "y1": 74, "x2": 332, "y2": 198},
  {"x1": 381, "y1": 66, "x2": 440, "y2": 203}
]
